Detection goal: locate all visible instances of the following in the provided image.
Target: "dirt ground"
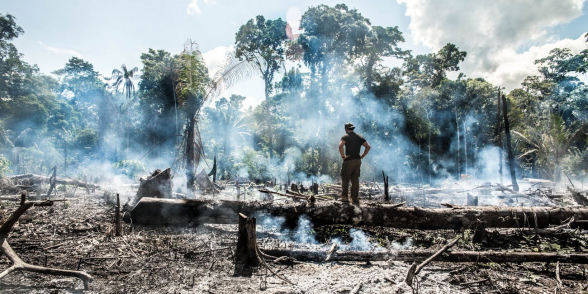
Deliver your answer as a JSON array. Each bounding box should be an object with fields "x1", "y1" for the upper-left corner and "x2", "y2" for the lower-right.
[{"x1": 0, "y1": 189, "x2": 587, "y2": 293}]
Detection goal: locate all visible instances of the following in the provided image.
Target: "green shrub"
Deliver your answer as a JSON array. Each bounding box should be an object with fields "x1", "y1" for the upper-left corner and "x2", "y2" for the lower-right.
[{"x1": 113, "y1": 160, "x2": 146, "y2": 179}]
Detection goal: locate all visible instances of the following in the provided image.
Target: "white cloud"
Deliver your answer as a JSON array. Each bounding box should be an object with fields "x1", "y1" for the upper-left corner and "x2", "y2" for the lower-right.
[
  {"x1": 187, "y1": 0, "x2": 215, "y2": 15},
  {"x1": 398, "y1": 0, "x2": 587, "y2": 89},
  {"x1": 187, "y1": 0, "x2": 201, "y2": 15},
  {"x1": 38, "y1": 41, "x2": 82, "y2": 58},
  {"x1": 202, "y1": 45, "x2": 234, "y2": 78}
]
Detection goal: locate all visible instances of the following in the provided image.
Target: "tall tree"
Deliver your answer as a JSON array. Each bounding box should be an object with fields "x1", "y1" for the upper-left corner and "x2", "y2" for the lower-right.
[
  {"x1": 298, "y1": 4, "x2": 371, "y2": 95},
  {"x1": 357, "y1": 25, "x2": 408, "y2": 93},
  {"x1": 404, "y1": 43, "x2": 467, "y2": 89},
  {"x1": 235, "y1": 15, "x2": 288, "y2": 158}
]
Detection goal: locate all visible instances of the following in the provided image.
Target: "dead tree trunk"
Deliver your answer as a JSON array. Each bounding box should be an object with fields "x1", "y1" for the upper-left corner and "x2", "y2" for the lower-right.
[
  {"x1": 125, "y1": 198, "x2": 588, "y2": 229},
  {"x1": 502, "y1": 94, "x2": 519, "y2": 192},
  {"x1": 261, "y1": 248, "x2": 588, "y2": 264},
  {"x1": 115, "y1": 193, "x2": 122, "y2": 236},
  {"x1": 382, "y1": 171, "x2": 389, "y2": 201},
  {"x1": 46, "y1": 166, "x2": 56, "y2": 199},
  {"x1": 496, "y1": 88, "x2": 503, "y2": 185},
  {"x1": 235, "y1": 213, "x2": 260, "y2": 266},
  {"x1": 0, "y1": 193, "x2": 92, "y2": 289}
]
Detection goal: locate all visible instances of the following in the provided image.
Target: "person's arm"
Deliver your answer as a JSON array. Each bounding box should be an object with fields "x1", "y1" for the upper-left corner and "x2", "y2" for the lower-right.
[
  {"x1": 339, "y1": 140, "x2": 349, "y2": 160},
  {"x1": 360, "y1": 141, "x2": 371, "y2": 159}
]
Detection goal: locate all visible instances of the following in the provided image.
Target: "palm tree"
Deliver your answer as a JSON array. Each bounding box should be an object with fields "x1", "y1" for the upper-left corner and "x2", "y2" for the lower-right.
[
  {"x1": 112, "y1": 64, "x2": 139, "y2": 98},
  {"x1": 175, "y1": 40, "x2": 256, "y2": 191},
  {"x1": 514, "y1": 115, "x2": 588, "y2": 181}
]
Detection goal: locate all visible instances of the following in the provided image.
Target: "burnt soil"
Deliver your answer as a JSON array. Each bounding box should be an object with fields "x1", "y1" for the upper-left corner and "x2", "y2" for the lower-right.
[{"x1": 0, "y1": 191, "x2": 587, "y2": 293}]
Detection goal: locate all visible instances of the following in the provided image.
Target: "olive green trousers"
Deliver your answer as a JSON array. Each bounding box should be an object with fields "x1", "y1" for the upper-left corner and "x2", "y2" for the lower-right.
[{"x1": 340, "y1": 159, "x2": 361, "y2": 202}]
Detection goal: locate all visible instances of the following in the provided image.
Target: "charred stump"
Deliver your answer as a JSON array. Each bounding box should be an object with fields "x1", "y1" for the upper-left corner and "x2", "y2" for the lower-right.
[
  {"x1": 235, "y1": 213, "x2": 260, "y2": 267},
  {"x1": 134, "y1": 168, "x2": 172, "y2": 203}
]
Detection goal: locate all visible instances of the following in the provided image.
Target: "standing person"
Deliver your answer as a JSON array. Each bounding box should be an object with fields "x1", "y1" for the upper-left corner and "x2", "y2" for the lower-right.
[{"x1": 338, "y1": 123, "x2": 371, "y2": 204}]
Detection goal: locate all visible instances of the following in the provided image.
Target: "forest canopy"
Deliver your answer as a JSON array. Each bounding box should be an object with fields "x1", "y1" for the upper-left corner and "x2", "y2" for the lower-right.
[{"x1": 0, "y1": 5, "x2": 587, "y2": 188}]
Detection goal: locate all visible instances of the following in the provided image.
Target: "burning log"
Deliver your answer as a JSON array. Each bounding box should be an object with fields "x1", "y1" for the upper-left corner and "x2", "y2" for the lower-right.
[
  {"x1": 261, "y1": 248, "x2": 588, "y2": 264},
  {"x1": 124, "y1": 198, "x2": 588, "y2": 229},
  {"x1": 134, "y1": 168, "x2": 172, "y2": 203}
]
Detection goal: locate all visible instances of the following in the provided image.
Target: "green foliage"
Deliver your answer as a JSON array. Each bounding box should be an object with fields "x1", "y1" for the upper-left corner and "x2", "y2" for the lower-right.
[
  {"x1": 0, "y1": 155, "x2": 11, "y2": 177},
  {"x1": 236, "y1": 147, "x2": 271, "y2": 180},
  {"x1": 113, "y1": 160, "x2": 146, "y2": 179},
  {"x1": 235, "y1": 15, "x2": 288, "y2": 98},
  {"x1": 404, "y1": 43, "x2": 467, "y2": 89}
]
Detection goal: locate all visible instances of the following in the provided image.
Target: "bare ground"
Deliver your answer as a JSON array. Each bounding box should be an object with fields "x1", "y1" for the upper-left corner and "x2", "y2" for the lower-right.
[{"x1": 0, "y1": 190, "x2": 587, "y2": 293}]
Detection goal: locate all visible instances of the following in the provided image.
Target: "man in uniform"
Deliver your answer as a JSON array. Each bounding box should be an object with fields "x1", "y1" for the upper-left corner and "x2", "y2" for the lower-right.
[{"x1": 338, "y1": 123, "x2": 371, "y2": 204}]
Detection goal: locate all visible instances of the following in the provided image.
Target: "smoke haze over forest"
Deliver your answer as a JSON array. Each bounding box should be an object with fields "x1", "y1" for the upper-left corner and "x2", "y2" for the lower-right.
[{"x1": 0, "y1": 1, "x2": 587, "y2": 193}]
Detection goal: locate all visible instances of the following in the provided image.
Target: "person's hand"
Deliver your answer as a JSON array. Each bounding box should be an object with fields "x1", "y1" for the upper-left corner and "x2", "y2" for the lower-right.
[{"x1": 342, "y1": 155, "x2": 350, "y2": 160}]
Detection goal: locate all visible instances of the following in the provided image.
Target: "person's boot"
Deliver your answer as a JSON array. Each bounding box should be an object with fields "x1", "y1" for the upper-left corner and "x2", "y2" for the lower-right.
[
  {"x1": 350, "y1": 196, "x2": 360, "y2": 205},
  {"x1": 339, "y1": 195, "x2": 350, "y2": 204}
]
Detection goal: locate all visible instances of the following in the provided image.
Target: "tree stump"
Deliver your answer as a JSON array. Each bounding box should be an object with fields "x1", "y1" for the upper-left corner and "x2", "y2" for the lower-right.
[
  {"x1": 473, "y1": 221, "x2": 486, "y2": 244},
  {"x1": 290, "y1": 184, "x2": 299, "y2": 193},
  {"x1": 235, "y1": 213, "x2": 260, "y2": 267},
  {"x1": 467, "y1": 193, "x2": 478, "y2": 206},
  {"x1": 134, "y1": 168, "x2": 172, "y2": 203}
]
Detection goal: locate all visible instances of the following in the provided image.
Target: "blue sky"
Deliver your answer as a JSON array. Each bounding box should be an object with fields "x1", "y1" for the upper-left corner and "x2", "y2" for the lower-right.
[{"x1": 2, "y1": 0, "x2": 587, "y2": 107}]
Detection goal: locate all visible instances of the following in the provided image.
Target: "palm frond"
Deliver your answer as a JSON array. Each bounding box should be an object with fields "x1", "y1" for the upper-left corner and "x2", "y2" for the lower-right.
[
  {"x1": 204, "y1": 52, "x2": 258, "y2": 103},
  {"x1": 512, "y1": 130, "x2": 541, "y2": 149}
]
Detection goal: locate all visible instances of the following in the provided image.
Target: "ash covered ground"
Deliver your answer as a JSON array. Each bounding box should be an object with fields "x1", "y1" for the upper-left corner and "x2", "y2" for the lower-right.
[{"x1": 0, "y1": 188, "x2": 587, "y2": 293}]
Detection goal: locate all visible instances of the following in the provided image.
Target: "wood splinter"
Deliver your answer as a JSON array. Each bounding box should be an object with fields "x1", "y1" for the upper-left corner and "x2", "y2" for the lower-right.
[{"x1": 0, "y1": 193, "x2": 92, "y2": 289}]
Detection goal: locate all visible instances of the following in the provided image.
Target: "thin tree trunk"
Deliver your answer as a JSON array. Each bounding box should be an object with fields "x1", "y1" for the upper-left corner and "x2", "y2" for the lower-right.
[
  {"x1": 497, "y1": 88, "x2": 503, "y2": 185},
  {"x1": 455, "y1": 109, "x2": 460, "y2": 178},
  {"x1": 186, "y1": 116, "x2": 197, "y2": 191},
  {"x1": 502, "y1": 95, "x2": 519, "y2": 192}
]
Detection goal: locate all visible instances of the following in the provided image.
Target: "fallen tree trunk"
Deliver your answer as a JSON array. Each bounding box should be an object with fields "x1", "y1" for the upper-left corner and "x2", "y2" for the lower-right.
[
  {"x1": 8, "y1": 174, "x2": 100, "y2": 190},
  {"x1": 262, "y1": 248, "x2": 588, "y2": 264},
  {"x1": 124, "y1": 198, "x2": 588, "y2": 229}
]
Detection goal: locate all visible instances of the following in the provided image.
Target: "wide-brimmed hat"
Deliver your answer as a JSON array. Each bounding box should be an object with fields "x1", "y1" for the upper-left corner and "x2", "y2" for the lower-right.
[{"x1": 344, "y1": 123, "x2": 355, "y2": 130}]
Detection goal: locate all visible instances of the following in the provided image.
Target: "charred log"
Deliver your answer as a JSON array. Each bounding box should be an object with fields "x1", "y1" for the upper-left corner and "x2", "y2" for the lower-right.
[{"x1": 124, "y1": 198, "x2": 588, "y2": 229}]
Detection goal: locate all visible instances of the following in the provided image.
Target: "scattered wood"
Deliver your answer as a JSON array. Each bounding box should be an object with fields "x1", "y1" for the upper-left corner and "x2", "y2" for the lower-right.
[
  {"x1": 125, "y1": 198, "x2": 588, "y2": 230},
  {"x1": 405, "y1": 237, "x2": 460, "y2": 286},
  {"x1": 0, "y1": 193, "x2": 92, "y2": 289}
]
